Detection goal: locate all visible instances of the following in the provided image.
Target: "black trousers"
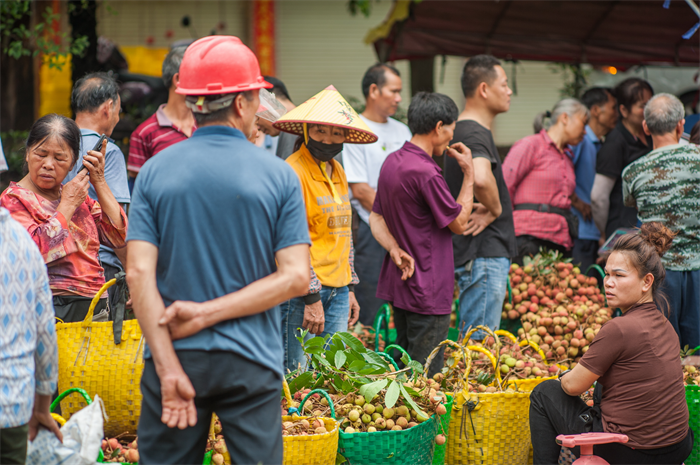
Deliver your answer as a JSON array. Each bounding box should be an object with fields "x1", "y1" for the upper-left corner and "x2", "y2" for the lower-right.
[
  {"x1": 572, "y1": 238, "x2": 599, "y2": 272},
  {"x1": 530, "y1": 380, "x2": 693, "y2": 465},
  {"x1": 0, "y1": 424, "x2": 28, "y2": 464},
  {"x1": 138, "y1": 350, "x2": 283, "y2": 465},
  {"x1": 514, "y1": 235, "x2": 570, "y2": 266},
  {"x1": 392, "y1": 306, "x2": 450, "y2": 378},
  {"x1": 354, "y1": 219, "x2": 387, "y2": 325},
  {"x1": 52, "y1": 295, "x2": 107, "y2": 323}
]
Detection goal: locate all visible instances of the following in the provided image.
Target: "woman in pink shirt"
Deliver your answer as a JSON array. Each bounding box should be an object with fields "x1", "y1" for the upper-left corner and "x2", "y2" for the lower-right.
[
  {"x1": 1, "y1": 114, "x2": 127, "y2": 322},
  {"x1": 503, "y1": 99, "x2": 589, "y2": 264}
]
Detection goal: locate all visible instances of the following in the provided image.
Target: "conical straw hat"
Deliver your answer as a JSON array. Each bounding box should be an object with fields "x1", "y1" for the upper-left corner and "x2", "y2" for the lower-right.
[{"x1": 273, "y1": 85, "x2": 378, "y2": 144}]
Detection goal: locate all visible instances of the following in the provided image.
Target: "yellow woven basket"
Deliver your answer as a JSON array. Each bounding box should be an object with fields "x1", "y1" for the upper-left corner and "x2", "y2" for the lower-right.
[
  {"x1": 447, "y1": 389, "x2": 531, "y2": 465},
  {"x1": 282, "y1": 380, "x2": 339, "y2": 465},
  {"x1": 56, "y1": 279, "x2": 144, "y2": 437}
]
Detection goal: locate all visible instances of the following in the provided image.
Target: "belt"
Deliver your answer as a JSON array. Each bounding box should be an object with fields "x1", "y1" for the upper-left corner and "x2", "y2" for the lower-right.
[{"x1": 514, "y1": 203, "x2": 570, "y2": 216}]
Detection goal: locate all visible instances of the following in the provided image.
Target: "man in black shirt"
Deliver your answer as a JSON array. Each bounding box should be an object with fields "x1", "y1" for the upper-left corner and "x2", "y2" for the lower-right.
[{"x1": 444, "y1": 55, "x2": 517, "y2": 340}]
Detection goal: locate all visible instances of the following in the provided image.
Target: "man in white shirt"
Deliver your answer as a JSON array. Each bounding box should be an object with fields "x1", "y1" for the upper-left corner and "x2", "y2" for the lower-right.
[{"x1": 344, "y1": 63, "x2": 412, "y2": 325}]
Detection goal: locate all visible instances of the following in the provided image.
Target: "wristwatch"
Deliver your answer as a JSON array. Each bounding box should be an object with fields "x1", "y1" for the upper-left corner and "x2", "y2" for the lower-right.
[{"x1": 558, "y1": 369, "x2": 572, "y2": 380}]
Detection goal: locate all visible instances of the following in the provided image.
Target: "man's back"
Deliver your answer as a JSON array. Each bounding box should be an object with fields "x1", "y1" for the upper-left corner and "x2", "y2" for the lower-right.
[
  {"x1": 127, "y1": 125, "x2": 309, "y2": 373},
  {"x1": 374, "y1": 142, "x2": 460, "y2": 314},
  {"x1": 622, "y1": 143, "x2": 700, "y2": 271}
]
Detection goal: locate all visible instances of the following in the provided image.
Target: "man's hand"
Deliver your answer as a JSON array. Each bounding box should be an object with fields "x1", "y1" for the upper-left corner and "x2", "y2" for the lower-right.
[
  {"x1": 159, "y1": 301, "x2": 206, "y2": 340},
  {"x1": 159, "y1": 371, "x2": 197, "y2": 429},
  {"x1": 462, "y1": 203, "x2": 497, "y2": 236},
  {"x1": 28, "y1": 394, "x2": 62, "y2": 442},
  {"x1": 348, "y1": 291, "x2": 360, "y2": 326},
  {"x1": 303, "y1": 300, "x2": 325, "y2": 335},
  {"x1": 389, "y1": 247, "x2": 415, "y2": 281},
  {"x1": 446, "y1": 142, "x2": 473, "y2": 176},
  {"x1": 571, "y1": 196, "x2": 592, "y2": 221}
]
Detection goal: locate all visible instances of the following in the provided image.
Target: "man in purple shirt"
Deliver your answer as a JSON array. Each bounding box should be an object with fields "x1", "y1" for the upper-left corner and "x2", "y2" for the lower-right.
[{"x1": 370, "y1": 92, "x2": 475, "y2": 376}]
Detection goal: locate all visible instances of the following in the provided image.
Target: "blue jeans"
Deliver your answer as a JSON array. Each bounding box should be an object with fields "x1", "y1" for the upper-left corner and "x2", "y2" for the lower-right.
[
  {"x1": 662, "y1": 269, "x2": 700, "y2": 350},
  {"x1": 455, "y1": 257, "x2": 510, "y2": 341},
  {"x1": 281, "y1": 286, "x2": 349, "y2": 372}
]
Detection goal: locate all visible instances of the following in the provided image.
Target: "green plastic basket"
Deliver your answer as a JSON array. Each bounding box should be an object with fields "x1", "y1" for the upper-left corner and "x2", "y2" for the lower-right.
[
  {"x1": 686, "y1": 385, "x2": 700, "y2": 465},
  {"x1": 432, "y1": 394, "x2": 454, "y2": 465},
  {"x1": 338, "y1": 410, "x2": 440, "y2": 465}
]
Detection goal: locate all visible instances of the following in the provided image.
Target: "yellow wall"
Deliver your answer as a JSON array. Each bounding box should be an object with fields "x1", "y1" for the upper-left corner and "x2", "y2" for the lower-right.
[{"x1": 38, "y1": 46, "x2": 169, "y2": 118}]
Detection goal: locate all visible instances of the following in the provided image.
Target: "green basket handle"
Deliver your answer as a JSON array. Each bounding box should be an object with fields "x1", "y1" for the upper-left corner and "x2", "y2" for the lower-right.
[
  {"x1": 585, "y1": 264, "x2": 608, "y2": 308},
  {"x1": 50, "y1": 388, "x2": 92, "y2": 413},
  {"x1": 373, "y1": 304, "x2": 392, "y2": 350},
  {"x1": 383, "y1": 344, "x2": 410, "y2": 363},
  {"x1": 299, "y1": 389, "x2": 336, "y2": 419},
  {"x1": 375, "y1": 351, "x2": 400, "y2": 371}
]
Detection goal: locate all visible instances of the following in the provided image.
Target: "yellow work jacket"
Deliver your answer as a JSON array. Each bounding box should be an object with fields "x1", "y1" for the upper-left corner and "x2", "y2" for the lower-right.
[{"x1": 286, "y1": 144, "x2": 352, "y2": 288}]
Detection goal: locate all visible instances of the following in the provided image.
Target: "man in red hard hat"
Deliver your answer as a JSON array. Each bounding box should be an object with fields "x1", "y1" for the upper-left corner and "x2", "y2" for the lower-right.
[{"x1": 126, "y1": 36, "x2": 311, "y2": 464}]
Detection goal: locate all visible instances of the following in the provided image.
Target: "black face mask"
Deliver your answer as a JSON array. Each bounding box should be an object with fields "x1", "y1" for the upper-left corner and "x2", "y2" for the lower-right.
[{"x1": 306, "y1": 137, "x2": 343, "y2": 162}]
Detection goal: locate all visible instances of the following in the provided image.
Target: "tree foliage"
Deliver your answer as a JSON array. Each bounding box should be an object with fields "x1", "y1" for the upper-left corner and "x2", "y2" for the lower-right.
[{"x1": 1, "y1": 0, "x2": 88, "y2": 70}]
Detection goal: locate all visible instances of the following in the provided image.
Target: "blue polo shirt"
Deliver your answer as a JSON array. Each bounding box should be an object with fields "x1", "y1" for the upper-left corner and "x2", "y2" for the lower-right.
[
  {"x1": 127, "y1": 125, "x2": 310, "y2": 375},
  {"x1": 571, "y1": 125, "x2": 602, "y2": 241}
]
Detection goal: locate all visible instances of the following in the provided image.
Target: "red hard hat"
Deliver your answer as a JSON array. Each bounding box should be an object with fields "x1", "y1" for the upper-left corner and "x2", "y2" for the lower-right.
[{"x1": 176, "y1": 36, "x2": 272, "y2": 95}]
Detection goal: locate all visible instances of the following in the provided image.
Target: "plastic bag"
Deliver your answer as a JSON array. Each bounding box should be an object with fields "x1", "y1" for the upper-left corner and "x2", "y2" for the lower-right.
[
  {"x1": 26, "y1": 395, "x2": 105, "y2": 465},
  {"x1": 256, "y1": 87, "x2": 288, "y2": 122}
]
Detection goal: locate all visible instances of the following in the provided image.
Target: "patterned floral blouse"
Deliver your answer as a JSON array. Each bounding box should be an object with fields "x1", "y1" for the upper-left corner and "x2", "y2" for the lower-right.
[{"x1": 0, "y1": 182, "x2": 128, "y2": 297}]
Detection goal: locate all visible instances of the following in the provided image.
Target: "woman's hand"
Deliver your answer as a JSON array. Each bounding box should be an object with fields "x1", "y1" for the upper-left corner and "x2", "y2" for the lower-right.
[
  {"x1": 82, "y1": 140, "x2": 107, "y2": 186},
  {"x1": 57, "y1": 171, "x2": 89, "y2": 222}
]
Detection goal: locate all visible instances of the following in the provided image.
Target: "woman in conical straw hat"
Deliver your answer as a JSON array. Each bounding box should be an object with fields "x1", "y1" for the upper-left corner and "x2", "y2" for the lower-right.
[{"x1": 274, "y1": 85, "x2": 378, "y2": 372}]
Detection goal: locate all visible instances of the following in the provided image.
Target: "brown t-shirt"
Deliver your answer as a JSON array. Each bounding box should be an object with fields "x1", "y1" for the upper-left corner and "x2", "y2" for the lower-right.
[{"x1": 579, "y1": 302, "x2": 688, "y2": 448}]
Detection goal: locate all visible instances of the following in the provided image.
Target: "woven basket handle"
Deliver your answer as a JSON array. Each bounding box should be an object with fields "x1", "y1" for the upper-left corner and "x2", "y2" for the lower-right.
[
  {"x1": 518, "y1": 339, "x2": 548, "y2": 361},
  {"x1": 82, "y1": 278, "x2": 116, "y2": 326},
  {"x1": 375, "y1": 351, "x2": 400, "y2": 371},
  {"x1": 495, "y1": 329, "x2": 518, "y2": 344},
  {"x1": 300, "y1": 389, "x2": 336, "y2": 420},
  {"x1": 423, "y1": 339, "x2": 471, "y2": 389},
  {"x1": 50, "y1": 387, "x2": 93, "y2": 412},
  {"x1": 373, "y1": 304, "x2": 392, "y2": 350},
  {"x1": 466, "y1": 345, "x2": 502, "y2": 390},
  {"x1": 463, "y1": 325, "x2": 501, "y2": 353},
  {"x1": 282, "y1": 376, "x2": 297, "y2": 411}
]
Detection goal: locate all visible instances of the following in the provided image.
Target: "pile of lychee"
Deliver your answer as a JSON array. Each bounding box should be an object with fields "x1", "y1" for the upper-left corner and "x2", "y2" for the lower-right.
[
  {"x1": 488, "y1": 340, "x2": 559, "y2": 382},
  {"x1": 282, "y1": 417, "x2": 330, "y2": 436},
  {"x1": 505, "y1": 259, "x2": 613, "y2": 368},
  {"x1": 101, "y1": 436, "x2": 138, "y2": 463}
]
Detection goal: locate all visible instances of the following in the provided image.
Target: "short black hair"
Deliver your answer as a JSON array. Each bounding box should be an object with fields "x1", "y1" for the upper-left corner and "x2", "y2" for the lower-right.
[
  {"x1": 614, "y1": 77, "x2": 654, "y2": 113},
  {"x1": 580, "y1": 87, "x2": 614, "y2": 109},
  {"x1": 263, "y1": 76, "x2": 292, "y2": 102},
  {"x1": 71, "y1": 72, "x2": 120, "y2": 114},
  {"x1": 461, "y1": 54, "x2": 501, "y2": 98},
  {"x1": 26, "y1": 114, "x2": 81, "y2": 170},
  {"x1": 191, "y1": 91, "x2": 255, "y2": 127},
  {"x1": 361, "y1": 63, "x2": 401, "y2": 99},
  {"x1": 407, "y1": 92, "x2": 458, "y2": 135}
]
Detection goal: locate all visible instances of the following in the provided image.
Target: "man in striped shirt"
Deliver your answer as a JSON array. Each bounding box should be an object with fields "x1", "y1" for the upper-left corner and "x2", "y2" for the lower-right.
[{"x1": 128, "y1": 46, "x2": 196, "y2": 181}]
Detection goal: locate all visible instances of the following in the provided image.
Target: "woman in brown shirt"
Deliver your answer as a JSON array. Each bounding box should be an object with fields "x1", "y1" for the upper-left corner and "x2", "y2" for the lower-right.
[{"x1": 529, "y1": 222, "x2": 692, "y2": 465}]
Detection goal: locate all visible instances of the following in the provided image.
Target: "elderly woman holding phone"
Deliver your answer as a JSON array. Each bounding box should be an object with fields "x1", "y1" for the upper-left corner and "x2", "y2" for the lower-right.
[{"x1": 0, "y1": 114, "x2": 127, "y2": 322}]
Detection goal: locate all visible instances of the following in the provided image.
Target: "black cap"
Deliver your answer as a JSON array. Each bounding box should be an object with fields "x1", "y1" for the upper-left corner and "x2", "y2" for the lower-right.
[{"x1": 263, "y1": 76, "x2": 291, "y2": 102}]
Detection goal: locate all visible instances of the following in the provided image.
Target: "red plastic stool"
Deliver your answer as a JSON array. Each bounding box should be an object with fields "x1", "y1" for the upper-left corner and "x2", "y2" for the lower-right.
[{"x1": 556, "y1": 432, "x2": 629, "y2": 465}]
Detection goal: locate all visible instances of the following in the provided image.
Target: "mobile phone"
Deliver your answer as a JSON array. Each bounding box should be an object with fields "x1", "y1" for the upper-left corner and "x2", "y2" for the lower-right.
[{"x1": 77, "y1": 134, "x2": 107, "y2": 173}]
